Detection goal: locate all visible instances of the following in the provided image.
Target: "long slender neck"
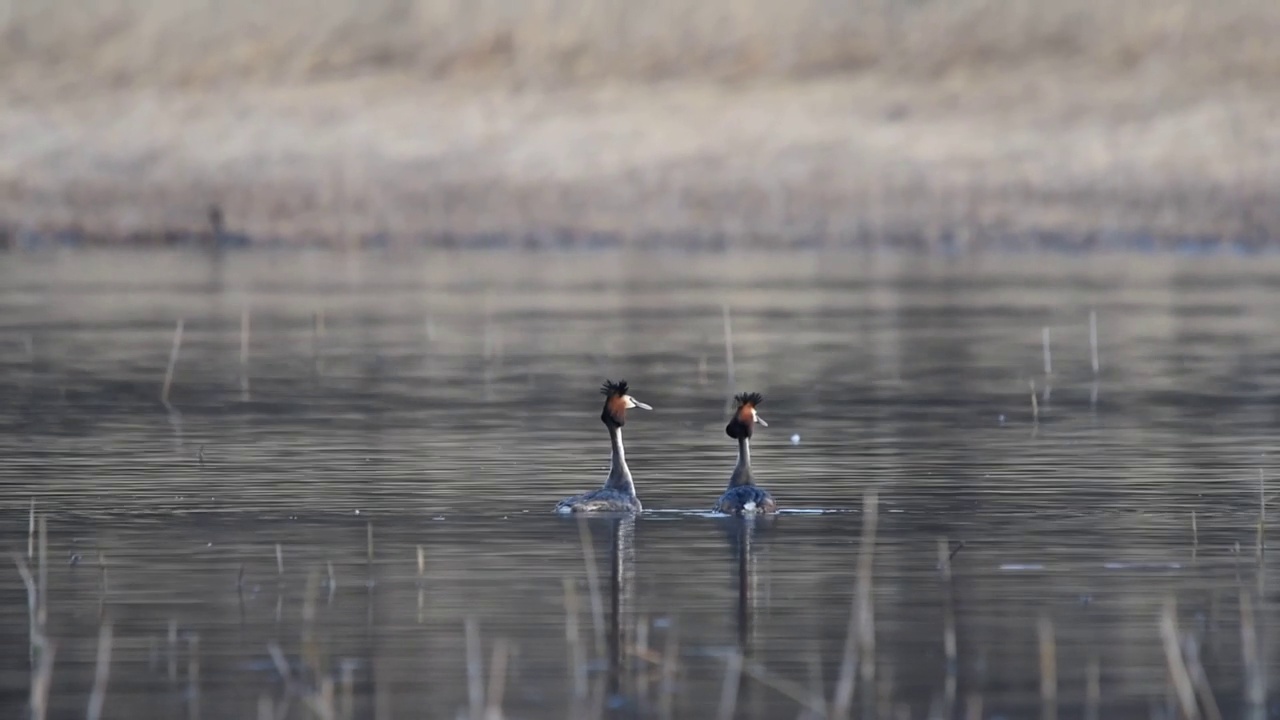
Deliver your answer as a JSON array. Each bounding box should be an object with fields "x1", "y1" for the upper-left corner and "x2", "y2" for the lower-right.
[
  {"x1": 604, "y1": 425, "x2": 636, "y2": 495},
  {"x1": 729, "y1": 436, "x2": 753, "y2": 487}
]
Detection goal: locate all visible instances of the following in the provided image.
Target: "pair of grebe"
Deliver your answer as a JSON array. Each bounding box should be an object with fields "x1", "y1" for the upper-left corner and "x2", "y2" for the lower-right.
[{"x1": 555, "y1": 380, "x2": 776, "y2": 515}]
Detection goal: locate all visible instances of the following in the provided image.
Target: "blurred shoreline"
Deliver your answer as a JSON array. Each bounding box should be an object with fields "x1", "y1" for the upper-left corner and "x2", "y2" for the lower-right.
[{"x1": 2, "y1": 0, "x2": 1279, "y2": 251}]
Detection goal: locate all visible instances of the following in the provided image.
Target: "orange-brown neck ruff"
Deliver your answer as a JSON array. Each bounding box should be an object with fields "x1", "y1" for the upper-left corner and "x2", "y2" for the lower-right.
[{"x1": 603, "y1": 394, "x2": 628, "y2": 426}]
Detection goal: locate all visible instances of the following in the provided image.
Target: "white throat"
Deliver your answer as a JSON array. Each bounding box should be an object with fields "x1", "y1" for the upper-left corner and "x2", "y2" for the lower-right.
[
  {"x1": 729, "y1": 436, "x2": 753, "y2": 487},
  {"x1": 605, "y1": 425, "x2": 636, "y2": 494}
]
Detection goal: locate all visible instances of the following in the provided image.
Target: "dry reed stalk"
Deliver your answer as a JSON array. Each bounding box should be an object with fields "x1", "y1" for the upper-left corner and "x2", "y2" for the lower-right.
[
  {"x1": 1181, "y1": 634, "x2": 1222, "y2": 720},
  {"x1": 635, "y1": 615, "x2": 651, "y2": 706},
  {"x1": 374, "y1": 658, "x2": 391, "y2": 720},
  {"x1": 1089, "y1": 310, "x2": 1099, "y2": 374},
  {"x1": 716, "y1": 650, "x2": 744, "y2": 720},
  {"x1": 658, "y1": 623, "x2": 679, "y2": 720},
  {"x1": 1257, "y1": 469, "x2": 1266, "y2": 559},
  {"x1": 161, "y1": 318, "x2": 184, "y2": 408},
  {"x1": 312, "y1": 310, "x2": 325, "y2": 375},
  {"x1": 1084, "y1": 657, "x2": 1100, "y2": 720},
  {"x1": 168, "y1": 619, "x2": 179, "y2": 683},
  {"x1": 856, "y1": 491, "x2": 879, "y2": 693},
  {"x1": 1160, "y1": 599, "x2": 1200, "y2": 720},
  {"x1": 302, "y1": 569, "x2": 322, "y2": 679},
  {"x1": 465, "y1": 617, "x2": 484, "y2": 720},
  {"x1": 187, "y1": 634, "x2": 201, "y2": 720},
  {"x1": 563, "y1": 578, "x2": 588, "y2": 703},
  {"x1": 1191, "y1": 511, "x2": 1198, "y2": 560},
  {"x1": 240, "y1": 303, "x2": 251, "y2": 399},
  {"x1": 965, "y1": 694, "x2": 983, "y2": 720},
  {"x1": 14, "y1": 553, "x2": 47, "y2": 704},
  {"x1": 740, "y1": 660, "x2": 824, "y2": 715},
  {"x1": 1029, "y1": 380, "x2": 1039, "y2": 422},
  {"x1": 98, "y1": 551, "x2": 108, "y2": 597},
  {"x1": 86, "y1": 620, "x2": 114, "y2": 720},
  {"x1": 485, "y1": 638, "x2": 510, "y2": 720},
  {"x1": 37, "y1": 516, "x2": 47, "y2": 629},
  {"x1": 938, "y1": 538, "x2": 957, "y2": 716},
  {"x1": 317, "y1": 677, "x2": 337, "y2": 720},
  {"x1": 832, "y1": 491, "x2": 878, "y2": 718},
  {"x1": 1042, "y1": 326, "x2": 1052, "y2": 376},
  {"x1": 276, "y1": 543, "x2": 284, "y2": 576},
  {"x1": 267, "y1": 642, "x2": 293, "y2": 687},
  {"x1": 341, "y1": 660, "x2": 356, "y2": 720},
  {"x1": 1240, "y1": 593, "x2": 1265, "y2": 718},
  {"x1": 1038, "y1": 615, "x2": 1056, "y2": 720},
  {"x1": 807, "y1": 650, "x2": 825, "y2": 716},
  {"x1": 576, "y1": 517, "x2": 606, "y2": 658},
  {"x1": 30, "y1": 637, "x2": 55, "y2": 720}
]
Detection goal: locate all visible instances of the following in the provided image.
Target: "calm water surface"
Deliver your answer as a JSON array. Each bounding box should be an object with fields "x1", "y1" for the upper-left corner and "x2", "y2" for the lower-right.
[{"x1": 0, "y1": 249, "x2": 1278, "y2": 719}]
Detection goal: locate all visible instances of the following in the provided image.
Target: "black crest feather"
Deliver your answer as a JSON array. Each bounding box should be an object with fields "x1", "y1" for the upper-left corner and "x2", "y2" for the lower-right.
[
  {"x1": 601, "y1": 379, "x2": 629, "y2": 398},
  {"x1": 734, "y1": 391, "x2": 764, "y2": 407}
]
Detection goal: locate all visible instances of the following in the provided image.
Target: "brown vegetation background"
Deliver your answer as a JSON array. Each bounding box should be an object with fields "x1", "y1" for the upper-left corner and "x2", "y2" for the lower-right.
[{"x1": 2, "y1": 0, "x2": 1280, "y2": 247}]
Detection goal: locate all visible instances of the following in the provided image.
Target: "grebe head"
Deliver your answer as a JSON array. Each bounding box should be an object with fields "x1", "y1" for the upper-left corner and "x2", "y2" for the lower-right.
[
  {"x1": 726, "y1": 391, "x2": 767, "y2": 439},
  {"x1": 600, "y1": 379, "x2": 652, "y2": 428}
]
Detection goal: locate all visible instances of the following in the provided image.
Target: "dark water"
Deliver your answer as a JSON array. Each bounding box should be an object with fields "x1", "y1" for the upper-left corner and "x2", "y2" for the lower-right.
[{"x1": 1, "y1": 249, "x2": 1278, "y2": 719}]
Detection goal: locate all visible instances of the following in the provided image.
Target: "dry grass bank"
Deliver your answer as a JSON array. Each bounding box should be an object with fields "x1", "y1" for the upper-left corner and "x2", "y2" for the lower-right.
[{"x1": 2, "y1": 0, "x2": 1280, "y2": 247}]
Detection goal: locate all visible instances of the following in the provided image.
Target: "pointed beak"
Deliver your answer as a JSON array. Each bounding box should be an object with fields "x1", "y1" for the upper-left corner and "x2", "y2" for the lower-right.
[
  {"x1": 755, "y1": 414, "x2": 768, "y2": 427},
  {"x1": 630, "y1": 397, "x2": 653, "y2": 410}
]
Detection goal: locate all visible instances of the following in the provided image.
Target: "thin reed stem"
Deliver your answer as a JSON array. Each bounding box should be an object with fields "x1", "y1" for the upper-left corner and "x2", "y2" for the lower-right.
[
  {"x1": 563, "y1": 578, "x2": 588, "y2": 702},
  {"x1": 1042, "y1": 326, "x2": 1052, "y2": 375},
  {"x1": 240, "y1": 303, "x2": 250, "y2": 399},
  {"x1": 87, "y1": 620, "x2": 114, "y2": 720},
  {"x1": 485, "y1": 638, "x2": 510, "y2": 720},
  {"x1": 1089, "y1": 310, "x2": 1099, "y2": 375},
  {"x1": 938, "y1": 538, "x2": 958, "y2": 716},
  {"x1": 716, "y1": 650, "x2": 743, "y2": 720},
  {"x1": 161, "y1": 318, "x2": 185, "y2": 408},
  {"x1": 576, "y1": 517, "x2": 606, "y2": 658},
  {"x1": 856, "y1": 491, "x2": 878, "y2": 692},
  {"x1": 1038, "y1": 615, "x2": 1056, "y2": 720},
  {"x1": 1084, "y1": 657, "x2": 1100, "y2": 720},
  {"x1": 1160, "y1": 599, "x2": 1200, "y2": 720},
  {"x1": 658, "y1": 625, "x2": 679, "y2": 720},
  {"x1": 465, "y1": 617, "x2": 484, "y2": 720}
]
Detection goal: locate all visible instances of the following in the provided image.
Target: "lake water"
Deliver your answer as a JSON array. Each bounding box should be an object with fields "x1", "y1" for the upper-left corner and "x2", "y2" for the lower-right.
[{"x1": 0, "y1": 249, "x2": 1276, "y2": 719}]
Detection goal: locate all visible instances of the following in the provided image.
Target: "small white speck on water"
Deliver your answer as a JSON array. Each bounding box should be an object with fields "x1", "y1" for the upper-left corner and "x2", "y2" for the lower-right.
[
  {"x1": 998, "y1": 414, "x2": 1006, "y2": 424},
  {"x1": 206, "y1": 542, "x2": 213, "y2": 547},
  {"x1": 354, "y1": 509, "x2": 361, "y2": 515},
  {"x1": 790, "y1": 434, "x2": 801, "y2": 445}
]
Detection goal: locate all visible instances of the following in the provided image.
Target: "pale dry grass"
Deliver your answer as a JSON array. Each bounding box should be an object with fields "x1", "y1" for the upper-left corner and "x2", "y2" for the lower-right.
[
  {"x1": 1, "y1": 0, "x2": 1280, "y2": 246},
  {"x1": 4, "y1": 0, "x2": 1279, "y2": 88}
]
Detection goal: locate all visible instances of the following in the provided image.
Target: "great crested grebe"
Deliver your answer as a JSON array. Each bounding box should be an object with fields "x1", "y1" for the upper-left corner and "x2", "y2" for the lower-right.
[
  {"x1": 713, "y1": 392, "x2": 777, "y2": 515},
  {"x1": 555, "y1": 380, "x2": 653, "y2": 513}
]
